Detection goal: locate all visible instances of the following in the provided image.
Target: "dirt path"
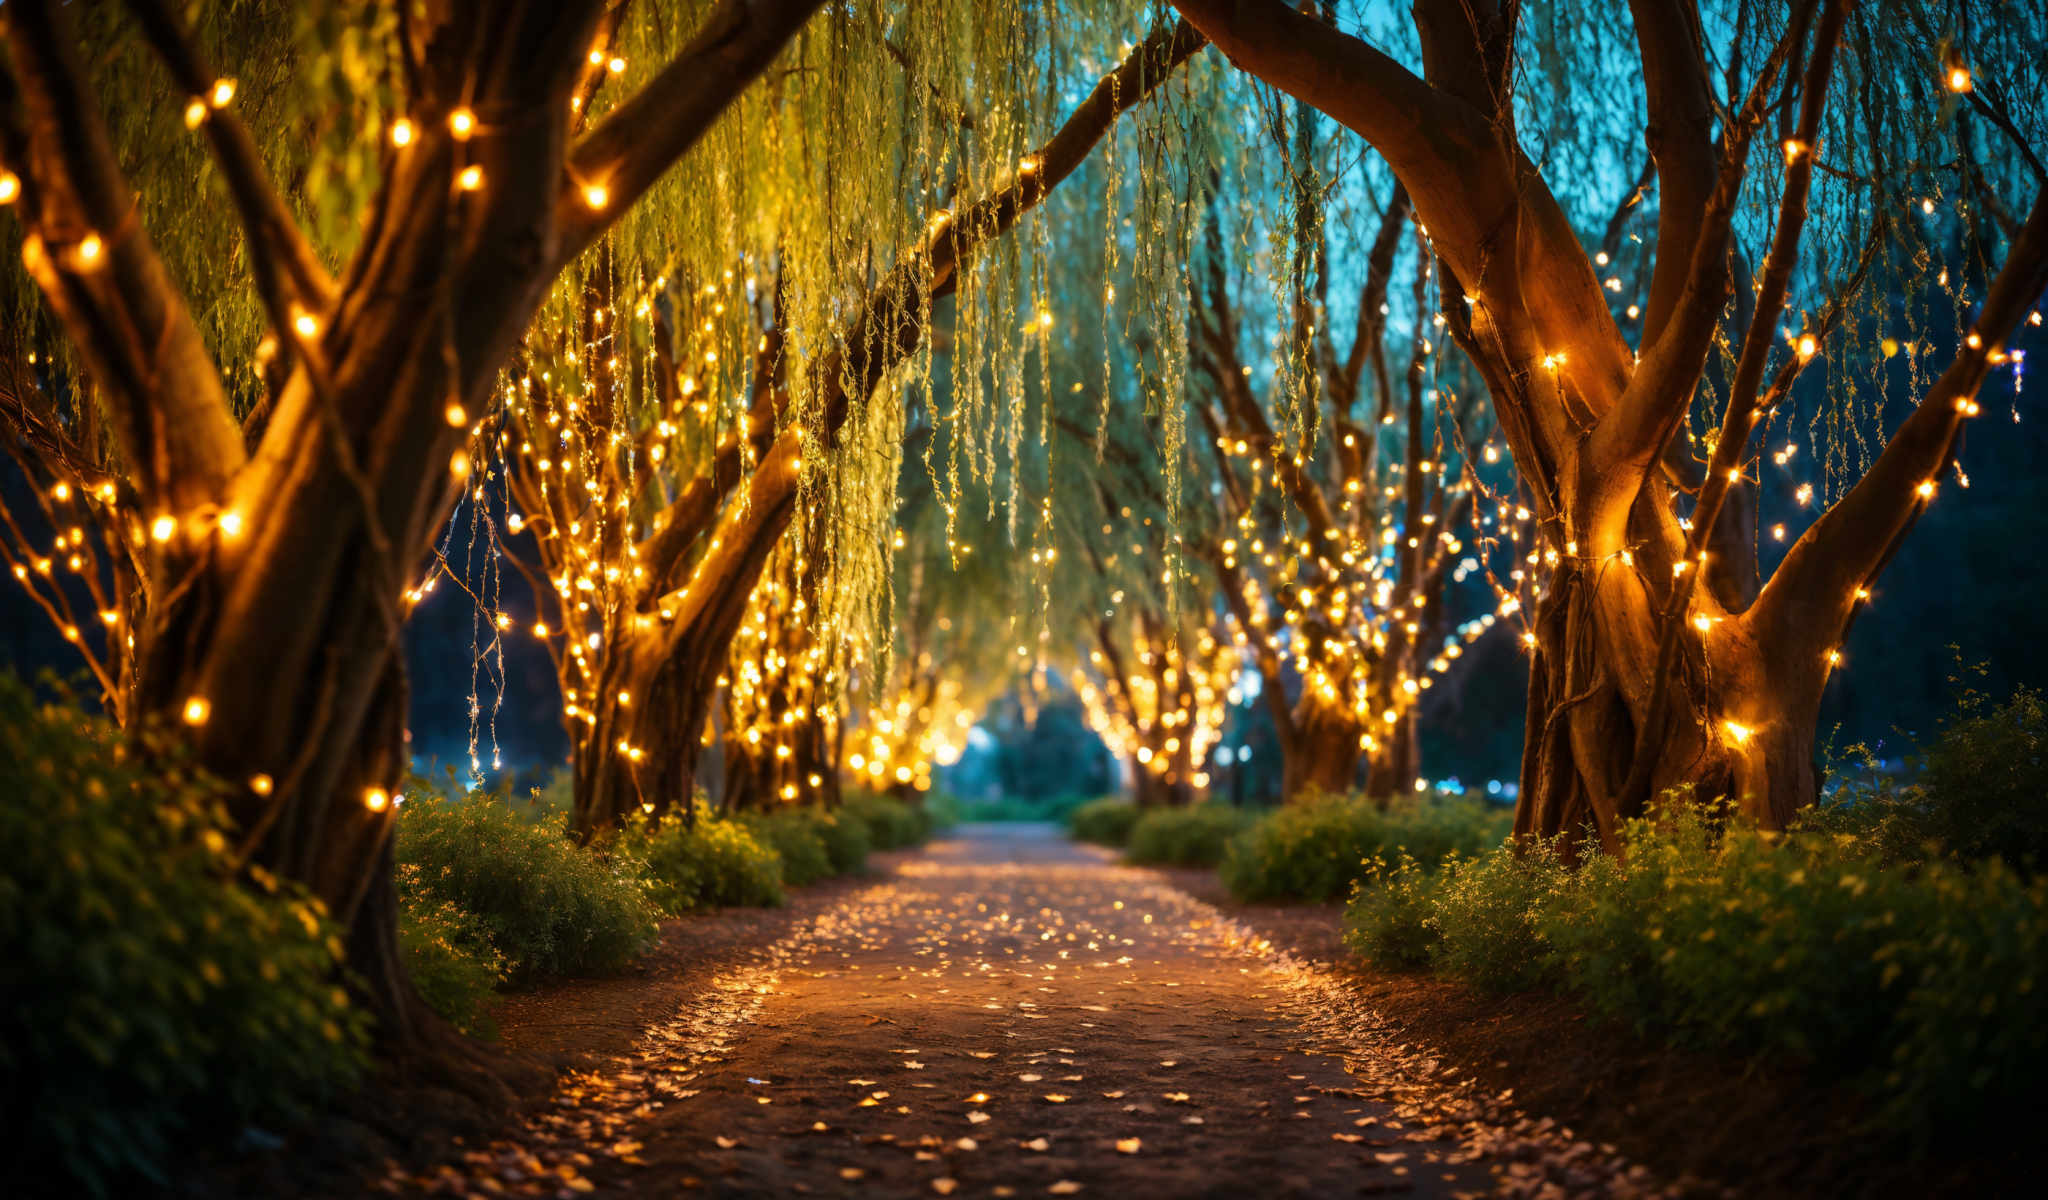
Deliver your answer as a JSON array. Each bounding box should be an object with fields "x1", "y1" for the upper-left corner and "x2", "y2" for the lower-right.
[{"x1": 385, "y1": 826, "x2": 1664, "y2": 1198}]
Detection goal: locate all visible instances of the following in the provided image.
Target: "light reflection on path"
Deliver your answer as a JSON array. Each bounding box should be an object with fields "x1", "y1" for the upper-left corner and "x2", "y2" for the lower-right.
[{"x1": 389, "y1": 823, "x2": 1665, "y2": 1198}]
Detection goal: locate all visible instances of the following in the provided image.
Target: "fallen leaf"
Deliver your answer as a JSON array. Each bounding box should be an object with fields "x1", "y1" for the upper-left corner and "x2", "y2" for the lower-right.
[
  {"x1": 1043, "y1": 1094, "x2": 1069, "y2": 1104},
  {"x1": 1023, "y1": 1137, "x2": 1050, "y2": 1152},
  {"x1": 1115, "y1": 1138, "x2": 1142, "y2": 1154},
  {"x1": 841, "y1": 1167, "x2": 866, "y2": 1180},
  {"x1": 1018, "y1": 1073, "x2": 1043, "y2": 1083},
  {"x1": 954, "y1": 1137, "x2": 978, "y2": 1151},
  {"x1": 967, "y1": 1111, "x2": 991, "y2": 1125},
  {"x1": 714, "y1": 1137, "x2": 738, "y2": 1150},
  {"x1": 1100, "y1": 1091, "x2": 1125, "y2": 1099},
  {"x1": 1049, "y1": 1182, "x2": 1083, "y2": 1195},
  {"x1": 932, "y1": 1180, "x2": 959, "y2": 1196}
]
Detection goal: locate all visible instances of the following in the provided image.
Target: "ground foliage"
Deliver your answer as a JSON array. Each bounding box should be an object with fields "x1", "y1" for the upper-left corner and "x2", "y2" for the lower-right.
[
  {"x1": 0, "y1": 675, "x2": 367, "y2": 1195},
  {"x1": 1067, "y1": 796, "x2": 1143, "y2": 846},
  {"x1": 1220, "y1": 792, "x2": 1509, "y2": 902},
  {"x1": 1346, "y1": 693, "x2": 2048, "y2": 1140},
  {"x1": 1123, "y1": 803, "x2": 1254, "y2": 867},
  {"x1": 394, "y1": 783, "x2": 659, "y2": 982}
]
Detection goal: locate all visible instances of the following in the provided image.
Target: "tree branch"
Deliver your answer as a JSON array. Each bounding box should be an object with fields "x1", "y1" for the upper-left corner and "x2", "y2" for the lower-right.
[
  {"x1": 555, "y1": 0, "x2": 825, "y2": 267},
  {"x1": 0, "y1": 0, "x2": 244, "y2": 515},
  {"x1": 1751, "y1": 186, "x2": 2048, "y2": 696}
]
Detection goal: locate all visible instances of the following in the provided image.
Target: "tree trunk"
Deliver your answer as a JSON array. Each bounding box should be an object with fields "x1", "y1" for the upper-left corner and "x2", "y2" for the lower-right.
[
  {"x1": 1279, "y1": 698, "x2": 1364, "y2": 802},
  {"x1": 1363, "y1": 708, "x2": 1419, "y2": 806}
]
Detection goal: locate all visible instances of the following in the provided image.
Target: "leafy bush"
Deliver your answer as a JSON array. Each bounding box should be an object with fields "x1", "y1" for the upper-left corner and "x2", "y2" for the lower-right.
[
  {"x1": 397, "y1": 897, "x2": 504, "y2": 1037},
  {"x1": 738, "y1": 809, "x2": 836, "y2": 887},
  {"x1": 843, "y1": 791, "x2": 933, "y2": 850},
  {"x1": 634, "y1": 814, "x2": 786, "y2": 913},
  {"x1": 1914, "y1": 687, "x2": 2048, "y2": 869},
  {"x1": 1345, "y1": 799, "x2": 2048, "y2": 1135},
  {"x1": 394, "y1": 788, "x2": 658, "y2": 981},
  {"x1": 1068, "y1": 797, "x2": 1140, "y2": 847},
  {"x1": 0, "y1": 677, "x2": 368, "y2": 1195},
  {"x1": 1343, "y1": 854, "x2": 1440, "y2": 968},
  {"x1": 809, "y1": 807, "x2": 873, "y2": 876},
  {"x1": 1124, "y1": 804, "x2": 1252, "y2": 867},
  {"x1": 1221, "y1": 794, "x2": 1508, "y2": 902},
  {"x1": 1803, "y1": 686, "x2": 2048, "y2": 873},
  {"x1": 1423, "y1": 840, "x2": 1565, "y2": 993}
]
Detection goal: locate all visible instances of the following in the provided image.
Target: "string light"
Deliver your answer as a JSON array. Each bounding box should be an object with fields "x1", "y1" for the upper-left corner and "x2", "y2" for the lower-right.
[
  {"x1": 182, "y1": 696, "x2": 211, "y2": 725},
  {"x1": 0, "y1": 171, "x2": 18, "y2": 204},
  {"x1": 363, "y1": 786, "x2": 391, "y2": 812},
  {"x1": 449, "y1": 107, "x2": 476, "y2": 139},
  {"x1": 457, "y1": 165, "x2": 484, "y2": 191},
  {"x1": 390, "y1": 118, "x2": 415, "y2": 147}
]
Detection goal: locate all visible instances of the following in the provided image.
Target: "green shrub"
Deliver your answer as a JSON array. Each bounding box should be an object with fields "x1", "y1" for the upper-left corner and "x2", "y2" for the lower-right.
[
  {"x1": 1343, "y1": 854, "x2": 1440, "y2": 967},
  {"x1": 1220, "y1": 794, "x2": 1507, "y2": 902},
  {"x1": 397, "y1": 897, "x2": 504, "y2": 1037},
  {"x1": 809, "y1": 807, "x2": 873, "y2": 876},
  {"x1": 1913, "y1": 687, "x2": 2048, "y2": 869},
  {"x1": 1345, "y1": 795, "x2": 2048, "y2": 1137},
  {"x1": 1124, "y1": 804, "x2": 1252, "y2": 867},
  {"x1": 1802, "y1": 686, "x2": 2048, "y2": 873},
  {"x1": 394, "y1": 789, "x2": 658, "y2": 981},
  {"x1": 0, "y1": 676, "x2": 368, "y2": 1195},
  {"x1": 1424, "y1": 843, "x2": 1563, "y2": 993},
  {"x1": 1068, "y1": 797, "x2": 1140, "y2": 847},
  {"x1": 634, "y1": 814, "x2": 786, "y2": 912},
  {"x1": 843, "y1": 791, "x2": 931, "y2": 850},
  {"x1": 738, "y1": 809, "x2": 835, "y2": 887}
]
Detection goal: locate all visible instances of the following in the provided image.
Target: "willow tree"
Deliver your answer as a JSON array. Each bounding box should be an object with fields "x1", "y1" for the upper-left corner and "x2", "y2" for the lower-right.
[
  {"x1": 1174, "y1": 0, "x2": 2048, "y2": 846},
  {"x1": 485, "y1": 16, "x2": 1209, "y2": 836},
  {"x1": 1190, "y1": 162, "x2": 1516, "y2": 803},
  {"x1": 840, "y1": 471, "x2": 1016, "y2": 801},
  {"x1": 0, "y1": 0, "x2": 841, "y2": 1060}
]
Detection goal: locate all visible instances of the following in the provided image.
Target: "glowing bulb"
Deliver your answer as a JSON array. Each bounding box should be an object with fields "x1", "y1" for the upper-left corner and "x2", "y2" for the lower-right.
[
  {"x1": 0, "y1": 172, "x2": 17, "y2": 204},
  {"x1": 449, "y1": 107, "x2": 475, "y2": 139},
  {"x1": 607, "y1": 56, "x2": 626, "y2": 74},
  {"x1": 150, "y1": 514, "x2": 177, "y2": 542},
  {"x1": 1946, "y1": 65, "x2": 1973, "y2": 93},
  {"x1": 445, "y1": 403, "x2": 468, "y2": 426},
  {"x1": 1916, "y1": 479, "x2": 1936, "y2": 499},
  {"x1": 293, "y1": 311, "x2": 318, "y2": 337},
  {"x1": 77, "y1": 234, "x2": 103, "y2": 264},
  {"x1": 249, "y1": 773, "x2": 274, "y2": 796},
  {"x1": 1781, "y1": 139, "x2": 1806, "y2": 163},
  {"x1": 218, "y1": 510, "x2": 244, "y2": 538},
  {"x1": 390, "y1": 118, "x2": 415, "y2": 147},
  {"x1": 457, "y1": 165, "x2": 483, "y2": 191},
  {"x1": 363, "y1": 786, "x2": 391, "y2": 813},
  {"x1": 1724, "y1": 720, "x2": 1753, "y2": 745},
  {"x1": 583, "y1": 183, "x2": 609, "y2": 209},
  {"x1": 182, "y1": 696, "x2": 211, "y2": 725},
  {"x1": 210, "y1": 79, "x2": 236, "y2": 107},
  {"x1": 1795, "y1": 333, "x2": 1818, "y2": 361},
  {"x1": 184, "y1": 98, "x2": 208, "y2": 129}
]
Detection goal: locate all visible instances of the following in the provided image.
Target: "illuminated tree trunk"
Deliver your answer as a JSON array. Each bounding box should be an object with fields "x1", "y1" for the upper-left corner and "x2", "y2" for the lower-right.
[
  {"x1": 1363, "y1": 708, "x2": 1419, "y2": 804},
  {"x1": 1278, "y1": 699, "x2": 1366, "y2": 802},
  {"x1": 0, "y1": 0, "x2": 824, "y2": 1066}
]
